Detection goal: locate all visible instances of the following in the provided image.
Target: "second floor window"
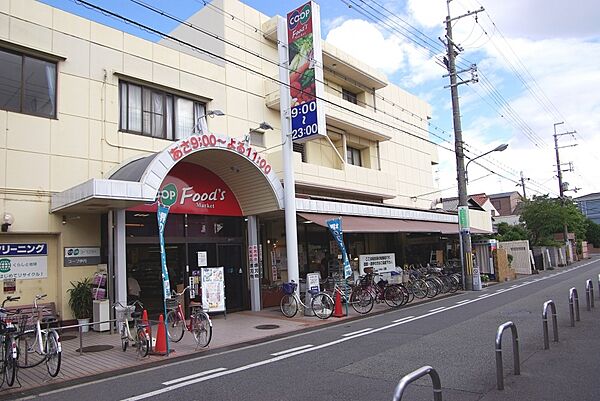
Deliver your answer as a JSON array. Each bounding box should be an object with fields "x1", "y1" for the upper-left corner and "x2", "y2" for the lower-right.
[
  {"x1": 119, "y1": 81, "x2": 206, "y2": 140},
  {"x1": 346, "y1": 146, "x2": 362, "y2": 166},
  {"x1": 0, "y1": 48, "x2": 57, "y2": 118},
  {"x1": 342, "y1": 88, "x2": 358, "y2": 105}
]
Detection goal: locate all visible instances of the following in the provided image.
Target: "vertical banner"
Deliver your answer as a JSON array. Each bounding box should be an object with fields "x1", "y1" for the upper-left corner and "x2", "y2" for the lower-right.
[
  {"x1": 157, "y1": 204, "x2": 171, "y2": 300},
  {"x1": 287, "y1": 1, "x2": 326, "y2": 143},
  {"x1": 325, "y1": 218, "x2": 352, "y2": 279}
]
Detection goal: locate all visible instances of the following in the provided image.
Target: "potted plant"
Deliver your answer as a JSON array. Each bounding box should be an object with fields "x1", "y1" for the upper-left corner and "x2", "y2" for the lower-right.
[
  {"x1": 67, "y1": 277, "x2": 93, "y2": 332},
  {"x1": 480, "y1": 274, "x2": 490, "y2": 287}
]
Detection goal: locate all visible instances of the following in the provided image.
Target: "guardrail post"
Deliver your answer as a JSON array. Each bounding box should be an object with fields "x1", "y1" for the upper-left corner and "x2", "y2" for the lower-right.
[
  {"x1": 79, "y1": 324, "x2": 83, "y2": 356},
  {"x1": 597, "y1": 274, "x2": 600, "y2": 301},
  {"x1": 495, "y1": 321, "x2": 520, "y2": 390},
  {"x1": 585, "y1": 280, "x2": 594, "y2": 310},
  {"x1": 569, "y1": 288, "x2": 580, "y2": 326},
  {"x1": 542, "y1": 300, "x2": 558, "y2": 349},
  {"x1": 392, "y1": 365, "x2": 443, "y2": 401}
]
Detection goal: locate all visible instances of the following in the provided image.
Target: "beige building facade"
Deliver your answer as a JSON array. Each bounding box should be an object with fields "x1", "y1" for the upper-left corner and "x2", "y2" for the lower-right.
[{"x1": 0, "y1": 0, "x2": 486, "y2": 320}]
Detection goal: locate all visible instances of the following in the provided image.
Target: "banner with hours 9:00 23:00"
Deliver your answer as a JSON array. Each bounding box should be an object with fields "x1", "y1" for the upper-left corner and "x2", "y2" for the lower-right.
[{"x1": 286, "y1": 1, "x2": 326, "y2": 143}]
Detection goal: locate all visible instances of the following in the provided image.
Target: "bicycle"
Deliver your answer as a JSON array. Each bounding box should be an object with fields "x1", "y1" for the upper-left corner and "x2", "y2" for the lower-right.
[
  {"x1": 324, "y1": 275, "x2": 374, "y2": 314},
  {"x1": 165, "y1": 287, "x2": 212, "y2": 348},
  {"x1": 0, "y1": 296, "x2": 21, "y2": 387},
  {"x1": 280, "y1": 281, "x2": 334, "y2": 319},
  {"x1": 16, "y1": 294, "x2": 61, "y2": 377},
  {"x1": 114, "y1": 300, "x2": 150, "y2": 358}
]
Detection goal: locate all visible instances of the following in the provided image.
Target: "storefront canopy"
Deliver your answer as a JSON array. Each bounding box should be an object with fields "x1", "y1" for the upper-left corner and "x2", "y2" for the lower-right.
[{"x1": 298, "y1": 212, "x2": 490, "y2": 234}]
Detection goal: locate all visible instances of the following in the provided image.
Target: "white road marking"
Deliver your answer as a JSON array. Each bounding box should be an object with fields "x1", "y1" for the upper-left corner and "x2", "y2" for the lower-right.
[
  {"x1": 341, "y1": 328, "x2": 372, "y2": 337},
  {"x1": 162, "y1": 368, "x2": 227, "y2": 386},
  {"x1": 428, "y1": 307, "x2": 446, "y2": 312},
  {"x1": 456, "y1": 299, "x2": 470, "y2": 304},
  {"x1": 270, "y1": 344, "x2": 314, "y2": 356},
  {"x1": 392, "y1": 316, "x2": 415, "y2": 323}
]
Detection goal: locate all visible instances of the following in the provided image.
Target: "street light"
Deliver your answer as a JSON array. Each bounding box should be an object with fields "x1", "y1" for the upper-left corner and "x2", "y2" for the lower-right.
[
  {"x1": 193, "y1": 109, "x2": 225, "y2": 133},
  {"x1": 459, "y1": 143, "x2": 508, "y2": 291}
]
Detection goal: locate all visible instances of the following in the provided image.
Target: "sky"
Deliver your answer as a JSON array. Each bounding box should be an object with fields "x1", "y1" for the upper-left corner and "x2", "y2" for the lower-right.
[{"x1": 39, "y1": 0, "x2": 600, "y2": 202}]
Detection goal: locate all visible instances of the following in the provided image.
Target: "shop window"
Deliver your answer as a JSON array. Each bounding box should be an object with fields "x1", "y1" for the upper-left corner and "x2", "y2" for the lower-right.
[
  {"x1": 342, "y1": 88, "x2": 358, "y2": 105},
  {"x1": 293, "y1": 142, "x2": 306, "y2": 162},
  {"x1": 119, "y1": 81, "x2": 206, "y2": 140},
  {"x1": 346, "y1": 146, "x2": 362, "y2": 166},
  {"x1": 0, "y1": 48, "x2": 57, "y2": 118}
]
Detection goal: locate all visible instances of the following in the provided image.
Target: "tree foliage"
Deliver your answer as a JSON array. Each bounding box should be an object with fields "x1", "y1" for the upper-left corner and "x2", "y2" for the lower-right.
[
  {"x1": 519, "y1": 195, "x2": 588, "y2": 246},
  {"x1": 585, "y1": 219, "x2": 600, "y2": 247},
  {"x1": 495, "y1": 222, "x2": 529, "y2": 242}
]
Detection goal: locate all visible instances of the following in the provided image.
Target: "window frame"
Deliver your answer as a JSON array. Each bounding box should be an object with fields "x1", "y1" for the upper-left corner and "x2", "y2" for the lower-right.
[
  {"x1": 119, "y1": 80, "x2": 206, "y2": 141},
  {"x1": 0, "y1": 47, "x2": 57, "y2": 119},
  {"x1": 346, "y1": 146, "x2": 362, "y2": 166},
  {"x1": 342, "y1": 88, "x2": 358, "y2": 105}
]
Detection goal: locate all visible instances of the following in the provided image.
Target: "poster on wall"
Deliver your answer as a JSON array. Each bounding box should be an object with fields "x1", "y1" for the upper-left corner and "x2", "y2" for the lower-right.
[
  {"x1": 201, "y1": 267, "x2": 226, "y2": 313},
  {"x1": 359, "y1": 253, "x2": 396, "y2": 275},
  {"x1": 0, "y1": 243, "x2": 48, "y2": 280}
]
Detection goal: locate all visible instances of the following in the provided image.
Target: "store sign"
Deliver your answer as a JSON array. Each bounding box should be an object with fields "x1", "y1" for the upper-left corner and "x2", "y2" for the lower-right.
[
  {"x1": 458, "y1": 206, "x2": 470, "y2": 232},
  {"x1": 359, "y1": 253, "x2": 396, "y2": 275},
  {"x1": 130, "y1": 162, "x2": 242, "y2": 216},
  {"x1": 167, "y1": 133, "x2": 272, "y2": 176},
  {"x1": 201, "y1": 267, "x2": 226, "y2": 313},
  {"x1": 286, "y1": 1, "x2": 326, "y2": 143},
  {"x1": 64, "y1": 247, "x2": 101, "y2": 266},
  {"x1": 307, "y1": 272, "x2": 321, "y2": 292},
  {"x1": 0, "y1": 243, "x2": 47, "y2": 280},
  {"x1": 325, "y1": 218, "x2": 352, "y2": 279}
]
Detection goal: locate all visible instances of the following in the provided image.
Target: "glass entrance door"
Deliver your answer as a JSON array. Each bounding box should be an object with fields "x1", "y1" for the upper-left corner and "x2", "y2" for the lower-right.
[{"x1": 217, "y1": 244, "x2": 246, "y2": 311}]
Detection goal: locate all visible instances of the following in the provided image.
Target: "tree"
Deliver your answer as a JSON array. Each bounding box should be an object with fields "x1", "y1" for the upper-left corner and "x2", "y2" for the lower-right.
[
  {"x1": 585, "y1": 219, "x2": 600, "y2": 247},
  {"x1": 495, "y1": 222, "x2": 529, "y2": 242},
  {"x1": 519, "y1": 195, "x2": 587, "y2": 246}
]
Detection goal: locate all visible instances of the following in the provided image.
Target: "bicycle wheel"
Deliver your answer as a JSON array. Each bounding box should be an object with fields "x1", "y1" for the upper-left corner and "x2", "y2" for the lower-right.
[
  {"x1": 449, "y1": 275, "x2": 460, "y2": 293},
  {"x1": 4, "y1": 339, "x2": 16, "y2": 387},
  {"x1": 136, "y1": 328, "x2": 149, "y2": 358},
  {"x1": 16, "y1": 331, "x2": 44, "y2": 368},
  {"x1": 45, "y1": 331, "x2": 61, "y2": 377},
  {"x1": 383, "y1": 285, "x2": 403, "y2": 307},
  {"x1": 350, "y1": 287, "x2": 374, "y2": 314},
  {"x1": 399, "y1": 284, "x2": 414, "y2": 304},
  {"x1": 166, "y1": 309, "x2": 185, "y2": 342},
  {"x1": 411, "y1": 280, "x2": 428, "y2": 299},
  {"x1": 280, "y1": 294, "x2": 298, "y2": 318},
  {"x1": 120, "y1": 324, "x2": 129, "y2": 352},
  {"x1": 192, "y1": 311, "x2": 212, "y2": 348},
  {"x1": 425, "y1": 279, "x2": 439, "y2": 298},
  {"x1": 311, "y1": 292, "x2": 334, "y2": 319}
]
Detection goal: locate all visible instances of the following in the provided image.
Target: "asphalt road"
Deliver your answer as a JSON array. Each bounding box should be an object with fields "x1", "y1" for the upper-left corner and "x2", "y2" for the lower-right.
[{"x1": 15, "y1": 257, "x2": 600, "y2": 401}]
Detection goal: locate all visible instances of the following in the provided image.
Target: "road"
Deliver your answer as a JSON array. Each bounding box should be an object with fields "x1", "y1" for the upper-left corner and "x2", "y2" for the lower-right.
[{"x1": 15, "y1": 257, "x2": 600, "y2": 401}]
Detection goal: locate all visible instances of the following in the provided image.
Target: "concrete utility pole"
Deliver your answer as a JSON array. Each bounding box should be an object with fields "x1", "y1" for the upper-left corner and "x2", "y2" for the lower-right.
[
  {"x1": 519, "y1": 171, "x2": 528, "y2": 199},
  {"x1": 444, "y1": 0, "x2": 483, "y2": 291},
  {"x1": 553, "y1": 121, "x2": 577, "y2": 262}
]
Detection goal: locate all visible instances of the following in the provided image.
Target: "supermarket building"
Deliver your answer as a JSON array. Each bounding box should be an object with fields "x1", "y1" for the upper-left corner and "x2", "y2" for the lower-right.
[{"x1": 0, "y1": 0, "x2": 491, "y2": 320}]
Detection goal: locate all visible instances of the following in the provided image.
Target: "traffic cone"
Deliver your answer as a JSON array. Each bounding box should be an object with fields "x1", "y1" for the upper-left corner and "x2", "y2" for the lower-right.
[
  {"x1": 333, "y1": 291, "x2": 345, "y2": 318},
  {"x1": 142, "y1": 309, "x2": 151, "y2": 337},
  {"x1": 153, "y1": 314, "x2": 167, "y2": 355}
]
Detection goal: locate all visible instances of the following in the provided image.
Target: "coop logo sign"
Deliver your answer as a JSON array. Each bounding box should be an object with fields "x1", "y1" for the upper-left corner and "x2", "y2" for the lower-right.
[
  {"x1": 158, "y1": 183, "x2": 227, "y2": 210},
  {"x1": 288, "y1": 3, "x2": 311, "y2": 29},
  {"x1": 159, "y1": 183, "x2": 178, "y2": 207}
]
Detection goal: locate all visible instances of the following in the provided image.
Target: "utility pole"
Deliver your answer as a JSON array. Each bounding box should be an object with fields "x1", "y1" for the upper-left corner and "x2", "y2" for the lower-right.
[
  {"x1": 553, "y1": 122, "x2": 577, "y2": 263},
  {"x1": 444, "y1": 0, "x2": 483, "y2": 291},
  {"x1": 519, "y1": 171, "x2": 528, "y2": 199}
]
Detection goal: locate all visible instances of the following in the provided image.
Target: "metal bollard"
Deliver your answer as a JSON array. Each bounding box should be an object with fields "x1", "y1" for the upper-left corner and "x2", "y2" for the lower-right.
[
  {"x1": 585, "y1": 280, "x2": 594, "y2": 310},
  {"x1": 495, "y1": 321, "x2": 520, "y2": 390},
  {"x1": 569, "y1": 287, "x2": 580, "y2": 326},
  {"x1": 542, "y1": 300, "x2": 558, "y2": 349},
  {"x1": 392, "y1": 365, "x2": 443, "y2": 401},
  {"x1": 79, "y1": 324, "x2": 83, "y2": 356}
]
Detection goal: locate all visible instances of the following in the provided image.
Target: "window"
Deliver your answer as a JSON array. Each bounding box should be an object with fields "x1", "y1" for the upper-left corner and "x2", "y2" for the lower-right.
[
  {"x1": 119, "y1": 81, "x2": 206, "y2": 140},
  {"x1": 346, "y1": 146, "x2": 362, "y2": 166},
  {"x1": 293, "y1": 142, "x2": 306, "y2": 162},
  {"x1": 342, "y1": 88, "x2": 357, "y2": 105},
  {"x1": 0, "y1": 48, "x2": 56, "y2": 118}
]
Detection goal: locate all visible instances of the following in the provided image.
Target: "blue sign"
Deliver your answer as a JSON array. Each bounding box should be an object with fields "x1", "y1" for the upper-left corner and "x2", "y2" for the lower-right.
[
  {"x1": 157, "y1": 204, "x2": 171, "y2": 299},
  {"x1": 0, "y1": 243, "x2": 47, "y2": 256},
  {"x1": 325, "y1": 218, "x2": 352, "y2": 279},
  {"x1": 291, "y1": 100, "x2": 320, "y2": 142}
]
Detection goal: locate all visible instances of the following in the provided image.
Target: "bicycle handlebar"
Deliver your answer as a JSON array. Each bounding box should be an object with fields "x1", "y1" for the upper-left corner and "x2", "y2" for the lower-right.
[
  {"x1": 2, "y1": 296, "x2": 20, "y2": 308},
  {"x1": 171, "y1": 286, "x2": 191, "y2": 297}
]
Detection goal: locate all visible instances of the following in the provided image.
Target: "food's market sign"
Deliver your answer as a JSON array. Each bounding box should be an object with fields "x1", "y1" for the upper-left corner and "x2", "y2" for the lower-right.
[
  {"x1": 286, "y1": 1, "x2": 326, "y2": 143},
  {"x1": 130, "y1": 162, "x2": 242, "y2": 216}
]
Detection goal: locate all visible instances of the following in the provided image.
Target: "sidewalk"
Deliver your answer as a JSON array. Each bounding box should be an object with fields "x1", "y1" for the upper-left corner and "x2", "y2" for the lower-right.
[{"x1": 3, "y1": 295, "x2": 440, "y2": 398}]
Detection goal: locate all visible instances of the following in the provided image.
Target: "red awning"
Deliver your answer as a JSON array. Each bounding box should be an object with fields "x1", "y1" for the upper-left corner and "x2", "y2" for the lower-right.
[{"x1": 297, "y1": 212, "x2": 470, "y2": 234}]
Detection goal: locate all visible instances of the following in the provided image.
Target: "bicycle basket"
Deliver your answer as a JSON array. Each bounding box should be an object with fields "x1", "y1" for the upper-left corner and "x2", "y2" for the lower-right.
[
  {"x1": 282, "y1": 282, "x2": 297, "y2": 295},
  {"x1": 115, "y1": 305, "x2": 135, "y2": 322},
  {"x1": 165, "y1": 297, "x2": 179, "y2": 310}
]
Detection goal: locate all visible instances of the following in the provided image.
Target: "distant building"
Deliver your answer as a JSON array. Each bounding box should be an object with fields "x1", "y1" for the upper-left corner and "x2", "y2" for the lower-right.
[
  {"x1": 488, "y1": 191, "x2": 523, "y2": 217},
  {"x1": 575, "y1": 193, "x2": 600, "y2": 224}
]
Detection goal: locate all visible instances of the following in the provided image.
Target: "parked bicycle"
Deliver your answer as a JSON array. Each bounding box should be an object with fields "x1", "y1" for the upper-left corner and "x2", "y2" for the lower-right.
[
  {"x1": 114, "y1": 300, "x2": 150, "y2": 358},
  {"x1": 280, "y1": 281, "x2": 334, "y2": 319},
  {"x1": 16, "y1": 294, "x2": 61, "y2": 377},
  {"x1": 0, "y1": 296, "x2": 20, "y2": 387},
  {"x1": 323, "y1": 274, "x2": 374, "y2": 314},
  {"x1": 166, "y1": 287, "x2": 212, "y2": 348}
]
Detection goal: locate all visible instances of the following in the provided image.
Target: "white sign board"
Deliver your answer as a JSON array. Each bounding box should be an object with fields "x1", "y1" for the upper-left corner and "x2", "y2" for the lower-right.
[
  {"x1": 359, "y1": 253, "x2": 396, "y2": 275},
  {"x1": 0, "y1": 243, "x2": 48, "y2": 280},
  {"x1": 197, "y1": 251, "x2": 207, "y2": 267},
  {"x1": 307, "y1": 272, "x2": 321, "y2": 293},
  {"x1": 201, "y1": 267, "x2": 226, "y2": 313}
]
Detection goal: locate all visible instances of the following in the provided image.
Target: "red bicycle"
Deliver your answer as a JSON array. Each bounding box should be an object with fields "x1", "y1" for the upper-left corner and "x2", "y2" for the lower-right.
[{"x1": 165, "y1": 286, "x2": 212, "y2": 348}]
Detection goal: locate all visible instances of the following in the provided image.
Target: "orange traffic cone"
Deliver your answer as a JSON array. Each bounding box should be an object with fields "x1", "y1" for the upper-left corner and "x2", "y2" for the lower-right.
[
  {"x1": 333, "y1": 291, "x2": 345, "y2": 318},
  {"x1": 153, "y1": 314, "x2": 167, "y2": 355},
  {"x1": 142, "y1": 309, "x2": 151, "y2": 337}
]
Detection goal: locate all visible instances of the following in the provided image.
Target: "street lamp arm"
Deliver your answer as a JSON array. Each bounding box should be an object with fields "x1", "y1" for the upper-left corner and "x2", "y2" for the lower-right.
[{"x1": 465, "y1": 144, "x2": 508, "y2": 171}]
